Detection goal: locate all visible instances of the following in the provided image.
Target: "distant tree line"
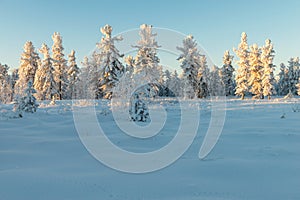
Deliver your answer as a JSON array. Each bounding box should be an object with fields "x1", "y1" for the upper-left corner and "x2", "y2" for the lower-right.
[{"x1": 1, "y1": 26, "x2": 300, "y2": 105}]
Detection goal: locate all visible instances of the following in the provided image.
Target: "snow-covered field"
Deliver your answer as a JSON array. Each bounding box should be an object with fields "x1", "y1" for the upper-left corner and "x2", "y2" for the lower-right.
[{"x1": 0, "y1": 98, "x2": 300, "y2": 200}]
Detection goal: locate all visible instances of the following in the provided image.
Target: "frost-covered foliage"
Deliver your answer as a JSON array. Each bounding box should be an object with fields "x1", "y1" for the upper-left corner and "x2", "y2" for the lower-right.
[
  {"x1": 0, "y1": 63, "x2": 12, "y2": 103},
  {"x1": 233, "y1": 32, "x2": 249, "y2": 99},
  {"x1": 10, "y1": 69, "x2": 18, "y2": 96},
  {"x1": 14, "y1": 81, "x2": 38, "y2": 117},
  {"x1": 177, "y1": 35, "x2": 202, "y2": 99},
  {"x1": 297, "y1": 79, "x2": 300, "y2": 96},
  {"x1": 220, "y1": 50, "x2": 235, "y2": 96},
  {"x1": 124, "y1": 55, "x2": 135, "y2": 76},
  {"x1": 129, "y1": 94, "x2": 149, "y2": 122},
  {"x1": 132, "y1": 24, "x2": 161, "y2": 98},
  {"x1": 261, "y1": 39, "x2": 276, "y2": 99},
  {"x1": 52, "y1": 32, "x2": 68, "y2": 100},
  {"x1": 67, "y1": 50, "x2": 80, "y2": 99},
  {"x1": 197, "y1": 55, "x2": 210, "y2": 98},
  {"x1": 97, "y1": 24, "x2": 125, "y2": 99},
  {"x1": 277, "y1": 63, "x2": 289, "y2": 96},
  {"x1": 248, "y1": 43, "x2": 263, "y2": 99},
  {"x1": 287, "y1": 57, "x2": 300, "y2": 95},
  {"x1": 162, "y1": 69, "x2": 172, "y2": 97},
  {"x1": 168, "y1": 70, "x2": 181, "y2": 97},
  {"x1": 15, "y1": 41, "x2": 40, "y2": 96},
  {"x1": 113, "y1": 55, "x2": 135, "y2": 101},
  {"x1": 34, "y1": 43, "x2": 56, "y2": 100},
  {"x1": 81, "y1": 55, "x2": 102, "y2": 99},
  {"x1": 209, "y1": 65, "x2": 223, "y2": 96}
]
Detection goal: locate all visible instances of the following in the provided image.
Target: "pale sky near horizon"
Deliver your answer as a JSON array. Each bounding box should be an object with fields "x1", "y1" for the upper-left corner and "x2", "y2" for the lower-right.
[{"x1": 0, "y1": 0, "x2": 300, "y2": 73}]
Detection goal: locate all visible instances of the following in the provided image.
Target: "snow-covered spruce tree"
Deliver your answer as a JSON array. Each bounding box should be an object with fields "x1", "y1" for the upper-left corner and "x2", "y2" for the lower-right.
[
  {"x1": 15, "y1": 41, "x2": 40, "y2": 96},
  {"x1": 277, "y1": 63, "x2": 289, "y2": 96},
  {"x1": 156, "y1": 65, "x2": 165, "y2": 96},
  {"x1": 34, "y1": 43, "x2": 51, "y2": 100},
  {"x1": 197, "y1": 55, "x2": 210, "y2": 98},
  {"x1": 127, "y1": 24, "x2": 162, "y2": 121},
  {"x1": 209, "y1": 65, "x2": 223, "y2": 96},
  {"x1": 261, "y1": 39, "x2": 276, "y2": 99},
  {"x1": 132, "y1": 24, "x2": 161, "y2": 98},
  {"x1": 36, "y1": 43, "x2": 57, "y2": 100},
  {"x1": 220, "y1": 50, "x2": 235, "y2": 96},
  {"x1": 67, "y1": 50, "x2": 80, "y2": 99},
  {"x1": 52, "y1": 32, "x2": 68, "y2": 100},
  {"x1": 287, "y1": 57, "x2": 300, "y2": 95},
  {"x1": 0, "y1": 63, "x2": 12, "y2": 103},
  {"x1": 33, "y1": 62, "x2": 44, "y2": 100},
  {"x1": 233, "y1": 32, "x2": 249, "y2": 100},
  {"x1": 169, "y1": 70, "x2": 182, "y2": 97},
  {"x1": 14, "y1": 81, "x2": 38, "y2": 117},
  {"x1": 113, "y1": 55, "x2": 135, "y2": 101},
  {"x1": 163, "y1": 69, "x2": 172, "y2": 97},
  {"x1": 10, "y1": 69, "x2": 19, "y2": 98},
  {"x1": 97, "y1": 24, "x2": 124, "y2": 99},
  {"x1": 82, "y1": 54, "x2": 102, "y2": 99},
  {"x1": 177, "y1": 35, "x2": 201, "y2": 99},
  {"x1": 76, "y1": 56, "x2": 90, "y2": 99},
  {"x1": 248, "y1": 44, "x2": 263, "y2": 99}
]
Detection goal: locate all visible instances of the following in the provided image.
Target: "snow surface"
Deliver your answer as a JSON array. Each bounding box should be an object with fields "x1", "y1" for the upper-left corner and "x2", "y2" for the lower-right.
[{"x1": 0, "y1": 98, "x2": 300, "y2": 200}]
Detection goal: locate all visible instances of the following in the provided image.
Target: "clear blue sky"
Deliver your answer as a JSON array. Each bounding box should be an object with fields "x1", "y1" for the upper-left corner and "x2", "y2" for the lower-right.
[{"x1": 1, "y1": 0, "x2": 300, "y2": 73}]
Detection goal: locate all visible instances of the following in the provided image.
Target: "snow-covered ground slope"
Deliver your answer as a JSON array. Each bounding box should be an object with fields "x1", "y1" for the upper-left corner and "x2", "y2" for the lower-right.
[{"x1": 0, "y1": 98, "x2": 300, "y2": 200}]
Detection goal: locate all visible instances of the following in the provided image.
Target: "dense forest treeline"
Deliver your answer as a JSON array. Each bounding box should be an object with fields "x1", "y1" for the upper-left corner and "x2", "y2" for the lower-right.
[{"x1": 1, "y1": 24, "x2": 300, "y2": 105}]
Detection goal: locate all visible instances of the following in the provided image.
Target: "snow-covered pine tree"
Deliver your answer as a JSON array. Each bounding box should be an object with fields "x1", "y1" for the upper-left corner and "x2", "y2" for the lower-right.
[
  {"x1": 163, "y1": 69, "x2": 172, "y2": 97},
  {"x1": 37, "y1": 43, "x2": 57, "y2": 100},
  {"x1": 233, "y1": 32, "x2": 249, "y2": 100},
  {"x1": 113, "y1": 55, "x2": 135, "y2": 100},
  {"x1": 169, "y1": 70, "x2": 181, "y2": 97},
  {"x1": 220, "y1": 50, "x2": 235, "y2": 96},
  {"x1": 52, "y1": 32, "x2": 68, "y2": 100},
  {"x1": 177, "y1": 35, "x2": 201, "y2": 99},
  {"x1": 132, "y1": 24, "x2": 161, "y2": 98},
  {"x1": 85, "y1": 53, "x2": 103, "y2": 99},
  {"x1": 33, "y1": 61, "x2": 44, "y2": 100},
  {"x1": 76, "y1": 56, "x2": 90, "y2": 99},
  {"x1": 14, "y1": 81, "x2": 38, "y2": 117},
  {"x1": 261, "y1": 39, "x2": 276, "y2": 99},
  {"x1": 209, "y1": 65, "x2": 223, "y2": 96},
  {"x1": 34, "y1": 43, "x2": 51, "y2": 100},
  {"x1": 0, "y1": 63, "x2": 12, "y2": 103},
  {"x1": 10, "y1": 69, "x2": 19, "y2": 98},
  {"x1": 248, "y1": 43, "x2": 263, "y2": 99},
  {"x1": 67, "y1": 50, "x2": 80, "y2": 99},
  {"x1": 156, "y1": 65, "x2": 165, "y2": 97},
  {"x1": 97, "y1": 24, "x2": 124, "y2": 99},
  {"x1": 197, "y1": 55, "x2": 210, "y2": 98},
  {"x1": 287, "y1": 57, "x2": 300, "y2": 95},
  {"x1": 126, "y1": 24, "x2": 162, "y2": 121},
  {"x1": 15, "y1": 41, "x2": 40, "y2": 96},
  {"x1": 277, "y1": 63, "x2": 289, "y2": 96}
]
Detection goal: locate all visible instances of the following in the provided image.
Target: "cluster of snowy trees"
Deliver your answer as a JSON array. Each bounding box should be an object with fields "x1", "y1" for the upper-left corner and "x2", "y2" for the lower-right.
[
  {"x1": 79, "y1": 24, "x2": 235, "y2": 101},
  {"x1": 0, "y1": 32, "x2": 80, "y2": 104},
  {"x1": 2, "y1": 26, "x2": 300, "y2": 105},
  {"x1": 234, "y1": 32, "x2": 276, "y2": 99},
  {"x1": 277, "y1": 57, "x2": 300, "y2": 96},
  {"x1": 233, "y1": 32, "x2": 300, "y2": 99}
]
